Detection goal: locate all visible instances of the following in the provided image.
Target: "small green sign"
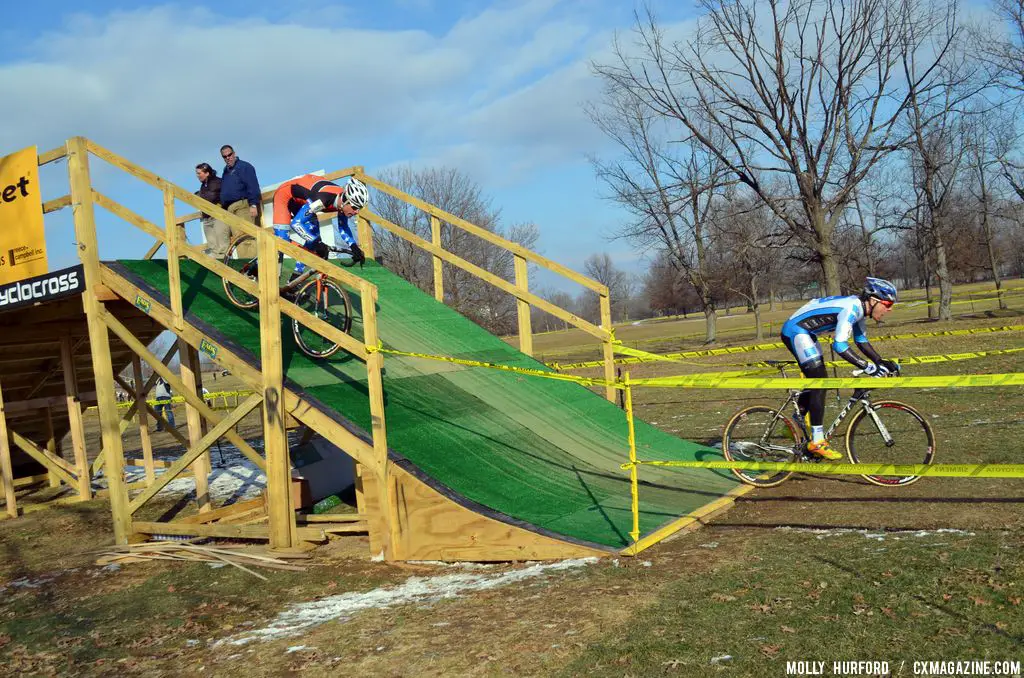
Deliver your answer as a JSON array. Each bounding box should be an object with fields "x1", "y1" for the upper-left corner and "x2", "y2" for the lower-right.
[
  {"x1": 134, "y1": 295, "x2": 151, "y2": 314},
  {"x1": 199, "y1": 338, "x2": 218, "y2": 360}
]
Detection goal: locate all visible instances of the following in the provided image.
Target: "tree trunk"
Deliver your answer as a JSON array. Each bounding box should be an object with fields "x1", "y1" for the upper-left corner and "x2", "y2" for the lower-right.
[
  {"x1": 981, "y1": 204, "x2": 1006, "y2": 310},
  {"x1": 933, "y1": 235, "x2": 953, "y2": 321},
  {"x1": 812, "y1": 209, "x2": 841, "y2": 295},
  {"x1": 750, "y1": 277, "x2": 762, "y2": 341},
  {"x1": 703, "y1": 305, "x2": 717, "y2": 343}
]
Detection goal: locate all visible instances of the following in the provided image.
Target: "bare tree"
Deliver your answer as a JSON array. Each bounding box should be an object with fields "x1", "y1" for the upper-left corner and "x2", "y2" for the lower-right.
[
  {"x1": 594, "y1": 0, "x2": 960, "y2": 295},
  {"x1": 902, "y1": 15, "x2": 987, "y2": 321},
  {"x1": 373, "y1": 166, "x2": 538, "y2": 334},
  {"x1": 975, "y1": 0, "x2": 1024, "y2": 91},
  {"x1": 589, "y1": 88, "x2": 735, "y2": 341},
  {"x1": 965, "y1": 110, "x2": 1013, "y2": 308},
  {"x1": 578, "y1": 253, "x2": 635, "y2": 323},
  {"x1": 717, "y1": 199, "x2": 780, "y2": 340}
]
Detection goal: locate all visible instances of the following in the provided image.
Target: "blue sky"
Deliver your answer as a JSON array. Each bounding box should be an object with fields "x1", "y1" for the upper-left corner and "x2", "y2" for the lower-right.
[{"x1": 2, "y1": 0, "x2": 704, "y2": 295}]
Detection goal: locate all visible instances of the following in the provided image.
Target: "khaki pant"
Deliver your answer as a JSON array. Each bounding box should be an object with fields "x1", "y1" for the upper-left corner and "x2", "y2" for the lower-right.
[
  {"x1": 225, "y1": 199, "x2": 259, "y2": 258},
  {"x1": 201, "y1": 216, "x2": 231, "y2": 259}
]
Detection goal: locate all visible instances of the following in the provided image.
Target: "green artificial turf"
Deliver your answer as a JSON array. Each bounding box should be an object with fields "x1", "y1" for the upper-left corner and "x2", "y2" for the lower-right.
[{"x1": 115, "y1": 258, "x2": 739, "y2": 548}]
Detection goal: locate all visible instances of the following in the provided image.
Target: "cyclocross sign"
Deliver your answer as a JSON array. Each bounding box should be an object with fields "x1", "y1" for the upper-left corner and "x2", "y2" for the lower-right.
[{"x1": 0, "y1": 145, "x2": 48, "y2": 284}]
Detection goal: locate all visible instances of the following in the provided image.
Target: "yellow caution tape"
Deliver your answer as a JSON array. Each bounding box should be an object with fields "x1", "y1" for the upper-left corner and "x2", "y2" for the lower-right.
[
  {"x1": 366, "y1": 345, "x2": 615, "y2": 388},
  {"x1": 365, "y1": 342, "x2": 1024, "y2": 392},
  {"x1": 551, "y1": 324, "x2": 1024, "y2": 371},
  {"x1": 630, "y1": 373, "x2": 1024, "y2": 389},
  {"x1": 621, "y1": 459, "x2": 1024, "y2": 478},
  {"x1": 110, "y1": 390, "x2": 254, "y2": 409}
]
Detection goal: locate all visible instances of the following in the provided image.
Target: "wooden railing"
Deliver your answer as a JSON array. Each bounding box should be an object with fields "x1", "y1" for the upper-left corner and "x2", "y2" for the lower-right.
[
  {"x1": 353, "y1": 173, "x2": 617, "y2": 401},
  {"x1": 40, "y1": 138, "x2": 396, "y2": 553},
  {"x1": 171, "y1": 167, "x2": 618, "y2": 402}
]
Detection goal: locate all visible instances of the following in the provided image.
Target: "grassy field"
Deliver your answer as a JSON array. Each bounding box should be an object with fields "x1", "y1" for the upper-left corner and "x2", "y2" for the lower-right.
[{"x1": 0, "y1": 283, "x2": 1022, "y2": 676}]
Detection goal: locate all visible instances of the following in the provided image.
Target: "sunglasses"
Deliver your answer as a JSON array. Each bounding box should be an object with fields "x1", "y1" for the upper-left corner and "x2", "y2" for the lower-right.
[
  {"x1": 222, "y1": 151, "x2": 235, "y2": 160},
  {"x1": 877, "y1": 299, "x2": 894, "y2": 309}
]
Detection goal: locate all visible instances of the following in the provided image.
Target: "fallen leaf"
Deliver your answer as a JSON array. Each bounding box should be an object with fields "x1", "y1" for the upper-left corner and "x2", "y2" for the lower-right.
[
  {"x1": 760, "y1": 644, "x2": 782, "y2": 658},
  {"x1": 780, "y1": 625, "x2": 796, "y2": 633}
]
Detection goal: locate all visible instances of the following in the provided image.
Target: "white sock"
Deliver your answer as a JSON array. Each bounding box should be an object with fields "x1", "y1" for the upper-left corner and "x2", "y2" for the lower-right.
[{"x1": 811, "y1": 426, "x2": 824, "y2": 443}]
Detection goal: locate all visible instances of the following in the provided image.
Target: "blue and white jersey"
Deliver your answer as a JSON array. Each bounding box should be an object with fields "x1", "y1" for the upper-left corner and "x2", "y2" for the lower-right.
[{"x1": 781, "y1": 295, "x2": 868, "y2": 353}]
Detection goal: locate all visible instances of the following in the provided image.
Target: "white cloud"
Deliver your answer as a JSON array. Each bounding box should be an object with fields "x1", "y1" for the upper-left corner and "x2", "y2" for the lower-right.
[{"x1": 0, "y1": 2, "x2": 632, "y2": 187}]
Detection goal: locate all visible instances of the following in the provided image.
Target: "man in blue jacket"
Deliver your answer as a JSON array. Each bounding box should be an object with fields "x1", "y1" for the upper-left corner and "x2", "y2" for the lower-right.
[{"x1": 219, "y1": 144, "x2": 261, "y2": 257}]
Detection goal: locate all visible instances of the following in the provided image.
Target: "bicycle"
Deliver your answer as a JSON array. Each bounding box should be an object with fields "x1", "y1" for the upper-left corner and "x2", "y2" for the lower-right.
[
  {"x1": 221, "y1": 233, "x2": 356, "y2": 359},
  {"x1": 721, "y1": 360, "x2": 935, "y2": 488}
]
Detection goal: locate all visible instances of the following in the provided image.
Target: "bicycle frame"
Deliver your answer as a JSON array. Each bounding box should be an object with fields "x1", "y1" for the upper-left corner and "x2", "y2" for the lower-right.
[{"x1": 772, "y1": 363, "x2": 896, "y2": 449}]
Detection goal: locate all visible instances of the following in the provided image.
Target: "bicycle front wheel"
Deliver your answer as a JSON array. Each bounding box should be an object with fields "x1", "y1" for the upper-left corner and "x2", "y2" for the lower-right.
[
  {"x1": 222, "y1": 234, "x2": 259, "y2": 309},
  {"x1": 722, "y1": 406, "x2": 802, "y2": 488},
  {"x1": 291, "y1": 277, "x2": 353, "y2": 359},
  {"x1": 845, "y1": 400, "x2": 936, "y2": 487}
]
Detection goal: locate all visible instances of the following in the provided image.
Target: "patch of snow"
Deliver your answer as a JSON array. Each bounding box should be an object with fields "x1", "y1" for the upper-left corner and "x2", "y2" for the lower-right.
[
  {"x1": 775, "y1": 527, "x2": 976, "y2": 541},
  {"x1": 699, "y1": 542, "x2": 719, "y2": 549},
  {"x1": 219, "y1": 558, "x2": 598, "y2": 645}
]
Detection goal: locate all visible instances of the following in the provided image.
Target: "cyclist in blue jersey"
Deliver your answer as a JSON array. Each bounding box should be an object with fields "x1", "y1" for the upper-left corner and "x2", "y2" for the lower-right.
[{"x1": 780, "y1": 277, "x2": 900, "y2": 460}]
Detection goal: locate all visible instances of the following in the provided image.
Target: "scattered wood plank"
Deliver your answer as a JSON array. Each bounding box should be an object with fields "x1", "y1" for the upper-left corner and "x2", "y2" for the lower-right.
[{"x1": 92, "y1": 540, "x2": 307, "y2": 578}]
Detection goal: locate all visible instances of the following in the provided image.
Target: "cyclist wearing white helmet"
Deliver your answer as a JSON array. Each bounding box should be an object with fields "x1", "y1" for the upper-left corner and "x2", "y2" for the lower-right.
[
  {"x1": 779, "y1": 277, "x2": 900, "y2": 460},
  {"x1": 270, "y1": 174, "x2": 370, "y2": 274}
]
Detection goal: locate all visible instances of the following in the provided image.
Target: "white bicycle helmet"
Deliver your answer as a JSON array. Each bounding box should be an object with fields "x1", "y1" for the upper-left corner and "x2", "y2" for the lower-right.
[{"x1": 336, "y1": 177, "x2": 369, "y2": 210}]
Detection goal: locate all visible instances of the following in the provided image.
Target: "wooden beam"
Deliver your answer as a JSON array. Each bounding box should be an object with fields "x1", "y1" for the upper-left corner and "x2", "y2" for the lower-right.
[
  {"x1": 24, "y1": 336, "x2": 88, "y2": 401},
  {"x1": 102, "y1": 317, "x2": 265, "y2": 472},
  {"x1": 61, "y1": 336, "x2": 91, "y2": 499},
  {"x1": 0, "y1": 376, "x2": 17, "y2": 517},
  {"x1": 430, "y1": 215, "x2": 443, "y2": 302},
  {"x1": 361, "y1": 282, "x2": 396, "y2": 559},
  {"x1": 127, "y1": 393, "x2": 261, "y2": 514},
  {"x1": 514, "y1": 254, "x2": 532, "y2": 357},
  {"x1": 257, "y1": 228, "x2": 296, "y2": 550},
  {"x1": 131, "y1": 355, "x2": 155, "y2": 485},
  {"x1": 44, "y1": 406, "x2": 59, "y2": 488},
  {"x1": 599, "y1": 295, "x2": 616, "y2": 403},
  {"x1": 8, "y1": 430, "x2": 78, "y2": 487},
  {"x1": 69, "y1": 136, "x2": 131, "y2": 544},
  {"x1": 131, "y1": 520, "x2": 326, "y2": 542},
  {"x1": 93, "y1": 190, "x2": 165, "y2": 242},
  {"x1": 42, "y1": 195, "x2": 72, "y2": 214},
  {"x1": 38, "y1": 145, "x2": 68, "y2": 165},
  {"x1": 176, "y1": 496, "x2": 265, "y2": 525},
  {"x1": 179, "y1": 340, "x2": 211, "y2": 512}
]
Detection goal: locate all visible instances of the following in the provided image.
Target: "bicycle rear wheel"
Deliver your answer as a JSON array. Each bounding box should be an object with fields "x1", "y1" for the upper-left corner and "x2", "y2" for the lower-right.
[
  {"x1": 222, "y1": 234, "x2": 259, "y2": 309},
  {"x1": 291, "y1": 277, "x2": 353, "y2": 359},
  {"x1": 845, "y1": 400, "x2": 936, "y2": 486},
  {"x1": 722, "y1": 406, "x2": 802, "y2": 488}
]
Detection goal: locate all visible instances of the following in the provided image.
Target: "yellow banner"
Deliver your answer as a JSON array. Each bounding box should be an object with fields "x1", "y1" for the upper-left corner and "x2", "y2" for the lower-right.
[{"x1": 0, "y1": 146, "x2": 47, "y2": 284}]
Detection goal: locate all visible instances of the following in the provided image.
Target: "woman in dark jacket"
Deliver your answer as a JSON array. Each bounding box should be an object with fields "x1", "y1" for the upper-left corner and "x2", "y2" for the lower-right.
[{"x1": 195, "y1": 163, "x2": 230, "y2": 258}]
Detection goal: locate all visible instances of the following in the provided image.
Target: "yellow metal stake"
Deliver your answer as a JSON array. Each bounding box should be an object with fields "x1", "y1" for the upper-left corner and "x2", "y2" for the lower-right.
[{"x1": 624, "y1": 371, "x2": 639, "y2": 544}]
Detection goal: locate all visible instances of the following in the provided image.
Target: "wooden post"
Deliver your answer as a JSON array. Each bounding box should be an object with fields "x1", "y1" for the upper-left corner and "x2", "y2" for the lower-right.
[
  {"x1": 44, "y1": 408, "x2": 60, "y2": 489},
  {"x1": 0, "y1": 376, "x2": 17, "y2": 518},
  {"x1": 178, "y1": 339, "x2": 211, "y2": 512},
  {"x1": 163, "y1": 183, "x2": 184, "y2": 332},
  {"x1": 131, "y1": 355, "x2": 155, "y2": 485},
  {"x1": 257, "y1": 228, "x2": 295, "y2": 550},
  {"x1": 356, "y1": 214, "x2": 375, "y2": 260},
  {"x1": 514, "y1": 254, "x2": 532, "y2": 356},
  {"x1": 361, "y1": 283, "x2": 396, "y2": 559},
  {"x1": 599, "y1": 293, "x2": 616, "y2": 403},
  {"x1": 61, "y1": 335, "x2": 91, "y2": 499},
  {"x1": 68, "y1": 137, "x2": 130, "y2": 543},
  {"x1": 431, "y1": 215, "x2": 444, "y2": 303}
]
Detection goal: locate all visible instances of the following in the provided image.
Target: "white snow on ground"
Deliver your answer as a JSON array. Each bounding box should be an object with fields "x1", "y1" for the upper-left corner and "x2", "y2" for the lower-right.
[
  {"x1": 775, "y1": 527, "x2": 976, "y2": 541},
  {"x1": 91, "y1": 437, "x2": 276, "y2": 503},
  {"x1": 219, "y1": 557, "x2": 599, "y2": 646}
]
